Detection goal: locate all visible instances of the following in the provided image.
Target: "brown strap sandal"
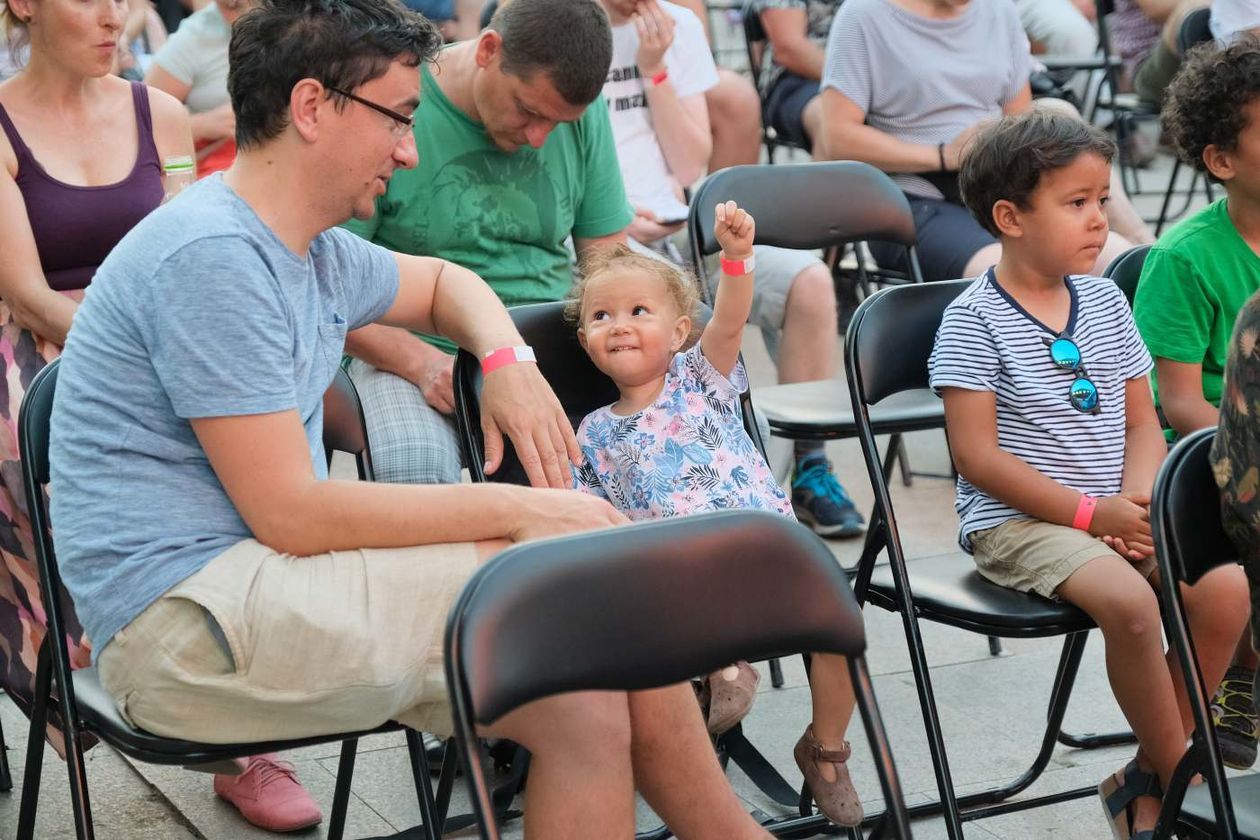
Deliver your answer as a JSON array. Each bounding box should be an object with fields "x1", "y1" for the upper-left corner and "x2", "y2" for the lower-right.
[{"x1": 793, "y1": 725, "x2": 863, "y2": 827}]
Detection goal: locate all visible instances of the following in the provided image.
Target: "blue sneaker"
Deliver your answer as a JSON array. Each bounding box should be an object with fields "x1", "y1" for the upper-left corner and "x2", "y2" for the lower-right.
[{"x1": 791, "y1": 454, "x2": 865, "y2": 538}]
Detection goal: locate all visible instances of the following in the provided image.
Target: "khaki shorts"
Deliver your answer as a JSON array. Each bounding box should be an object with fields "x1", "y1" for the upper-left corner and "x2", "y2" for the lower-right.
[
  {"x1": 703, "y1": 245, "x2": 822, "y2": 335},
  {"x1": 969, "y1": 518, "x2": 1156, "y2": 600},
  {"x1": 98, "y1": 538, "x2": 480, "y2": 743}
]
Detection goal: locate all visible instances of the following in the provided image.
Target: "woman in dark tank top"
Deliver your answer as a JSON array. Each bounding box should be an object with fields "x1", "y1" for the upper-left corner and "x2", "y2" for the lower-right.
[{"x1": 0, "y1": 0, "x2": 190, "y2": 749}]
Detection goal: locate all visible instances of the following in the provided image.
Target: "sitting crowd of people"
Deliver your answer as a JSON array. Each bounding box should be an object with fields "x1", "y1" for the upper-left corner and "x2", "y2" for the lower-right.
[{"x1": 1, "y1": 0, "x2": 1259, "y2": 837}]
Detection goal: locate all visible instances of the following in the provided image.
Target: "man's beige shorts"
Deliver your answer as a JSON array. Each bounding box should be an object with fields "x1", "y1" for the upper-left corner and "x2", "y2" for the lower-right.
[
  {"x1": 98, "y1": 538, "x2": 479, "y2": 743},
  {"x1": 969, "y1": 518, "x2": 1156, "y2": 600}
]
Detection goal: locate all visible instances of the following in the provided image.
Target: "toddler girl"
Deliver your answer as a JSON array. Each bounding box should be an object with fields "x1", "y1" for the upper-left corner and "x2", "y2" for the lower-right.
[{"x1": 565, "y1": 201, "x2": 863, "y2": 827}]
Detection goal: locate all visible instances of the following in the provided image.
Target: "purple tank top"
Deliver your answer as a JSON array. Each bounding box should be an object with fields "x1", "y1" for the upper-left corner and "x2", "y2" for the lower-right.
[{"x1": 0, "y1": 81, "x2": 164, "y2": 292}]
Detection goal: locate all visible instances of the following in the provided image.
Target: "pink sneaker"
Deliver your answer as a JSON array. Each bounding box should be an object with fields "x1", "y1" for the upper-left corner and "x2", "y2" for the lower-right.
[{"x1": 214, "y1": 754, "x2": 323, "y2": 833}]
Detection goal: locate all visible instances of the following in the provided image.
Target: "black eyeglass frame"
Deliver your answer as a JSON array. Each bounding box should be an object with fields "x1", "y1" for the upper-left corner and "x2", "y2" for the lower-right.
[{"x1": 326, "y1": 85, "x2": 414, "y2": 133}]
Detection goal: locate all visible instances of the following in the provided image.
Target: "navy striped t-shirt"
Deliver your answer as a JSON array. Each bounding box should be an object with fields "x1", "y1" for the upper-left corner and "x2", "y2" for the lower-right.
[{"x1": 928, "y1": 271, "x2": 1153, "y2": 552}]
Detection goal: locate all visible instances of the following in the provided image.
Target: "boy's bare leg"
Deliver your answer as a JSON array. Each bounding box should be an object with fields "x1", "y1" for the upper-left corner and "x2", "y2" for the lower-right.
[
  {"x1": 807, "y1": 652, "x2": 856, "y2": 783},
  {"x1": 707, "y1": 70, "x2": 764, "y2": 171},
  {"x1": 629, "y1": 684, "x2": 772, "y2": 839},
  {"x1": 1056, "y1": 555, "x2": 1183, "y2": 831}
]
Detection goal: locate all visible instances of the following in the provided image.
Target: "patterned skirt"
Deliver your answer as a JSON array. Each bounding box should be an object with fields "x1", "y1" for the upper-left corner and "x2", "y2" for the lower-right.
[{"x1": 0, "y1": 293, "x2": 92, "y2": 750}]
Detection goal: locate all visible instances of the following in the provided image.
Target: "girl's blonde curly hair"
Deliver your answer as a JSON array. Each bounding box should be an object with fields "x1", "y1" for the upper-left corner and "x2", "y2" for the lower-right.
[{"x1": 565, "y1": 244, "x2": 702, "y2": 341}]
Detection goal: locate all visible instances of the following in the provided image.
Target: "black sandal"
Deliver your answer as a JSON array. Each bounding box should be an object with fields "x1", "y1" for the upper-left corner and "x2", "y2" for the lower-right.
[{"x1": 1098, "y1": 760, "x2": 1162, "y2": 840}]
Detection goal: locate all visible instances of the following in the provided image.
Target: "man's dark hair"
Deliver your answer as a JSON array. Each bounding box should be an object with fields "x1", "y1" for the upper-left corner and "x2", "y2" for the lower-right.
[
  {"x1": 487, "y1": 0, "x2": 612, "y2": 106},
  {"x1": 229, "y1": 0, "x2": 442, "y2": 151},
  {"x1": 1163, "y1": 35, "x2": 1260, "y2": 184},
  {"x1": 959, "y1": 110, "x2": 1116, "y2": 237}
]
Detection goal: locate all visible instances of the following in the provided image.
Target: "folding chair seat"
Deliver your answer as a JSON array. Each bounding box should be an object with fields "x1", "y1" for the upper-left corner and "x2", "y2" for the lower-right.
[
  {"x1": 1148, "y1": 428, "x2": 1260, "y2": 840},
  {"x1": 453, "y1": 301, "x2": 847, "y2": 833},
  {"x1": 14, "y1": 362, "x2": 447, "y2": 840},
  {"x1": 687, "y1": 161, "x2": 938, "y2": 490},
  {"x1": 845, "y1": 280, "x2": 1135, "y2": 839},
  {"x1": 444, "y1": 509, "x2": 913, "y2": 840}
]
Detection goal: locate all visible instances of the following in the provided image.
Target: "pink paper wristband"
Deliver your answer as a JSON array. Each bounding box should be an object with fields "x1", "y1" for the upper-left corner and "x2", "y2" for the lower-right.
[
  {"x1": 1072, "y1": 494, "x2": 1097, "y2": 531},
  {"x1": 481, "y1": 345, "x2": 536, "y2": 375}
]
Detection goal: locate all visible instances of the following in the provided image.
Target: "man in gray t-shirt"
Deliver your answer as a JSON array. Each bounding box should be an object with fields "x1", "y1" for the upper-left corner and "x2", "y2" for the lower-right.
[{"x1": 49, "y1": 0, "x2": 772, "y2": 833}]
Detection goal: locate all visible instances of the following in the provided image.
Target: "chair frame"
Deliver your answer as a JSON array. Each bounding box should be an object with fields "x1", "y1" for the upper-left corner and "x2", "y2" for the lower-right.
[
  {"x1": 15, "y1": 362, "x2": 448, "y2": 840},
  {"x1": 843, "y1": 281, "x2": 1137, "y2": 839},
  {"x1": 1147, "y1": 427, "x2": 1251, "y2": 840},
  {"x1": 454, "y1": 302, "x2": 856, "y2": 836},
  {"x1": 739, "y1": 0, "x2": 807, "y2": 163},
  {"x1": 444, "y1": 510, "x2": 913, "y2": 840}
]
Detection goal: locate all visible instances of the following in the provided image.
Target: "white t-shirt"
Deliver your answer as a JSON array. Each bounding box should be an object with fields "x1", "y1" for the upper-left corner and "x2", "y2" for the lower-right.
[
  {"x1": 928, "y1": 271, "x2": 1153, "y2": 551},
  {"x1": 151, "y1": 2, "x2": 230, "y2": 115},
  {"x1": 603, "y1": 1, "x2": 718, "y2": 218},
  {"x1": 1211, "y1": 0, "x2": 1260, "y2": 43}
]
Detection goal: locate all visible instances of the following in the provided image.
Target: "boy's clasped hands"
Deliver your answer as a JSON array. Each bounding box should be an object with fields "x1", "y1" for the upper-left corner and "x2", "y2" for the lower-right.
[{"x1": 1095, "y1": 491, "x2": 1154, "y2": 563}]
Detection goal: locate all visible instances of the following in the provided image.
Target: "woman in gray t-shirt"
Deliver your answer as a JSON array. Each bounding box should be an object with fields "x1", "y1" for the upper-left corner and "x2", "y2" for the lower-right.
[{"x1": 818, "y1": 0, "x2": 1152, "y2": 282}]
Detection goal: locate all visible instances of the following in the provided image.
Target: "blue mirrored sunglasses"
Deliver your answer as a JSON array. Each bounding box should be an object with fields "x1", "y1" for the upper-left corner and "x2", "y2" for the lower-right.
[{"x1": 1046, "y1": 334, "x2": 1100, "y2": 414}]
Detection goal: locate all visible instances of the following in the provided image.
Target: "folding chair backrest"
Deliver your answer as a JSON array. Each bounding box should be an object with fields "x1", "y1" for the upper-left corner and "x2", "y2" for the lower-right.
[
  {"x1": 21, "y1": 360, "x2": 58, "y2": 488},
  {"x1": 1101, "y1": 243, "x2": 1151, "y2": 308},
  {"x1": 454, "y1": 302, "x2": 768, "y2": 485},
  {"x1": 1152, "y1": 427, "x2": 1237, "y2": 587},
  {"x1": 688, "y1": 162, "x2": 917, "y2": 261},
  {"x1": 1177, "y1": 6, "x2": 1213, "y2": 54},
  {"x1": 454, "y1": 302, "x2": 619, "y2": 485},
  {"x1": 445, "y1": 510, "x2": 864, "y2": 724},
  {"x1": 322, "y1": 366, "x2": 375, "y2": 480},
  {"x1": 846, "y1": 279, "x2": 970, "y2": 406}
]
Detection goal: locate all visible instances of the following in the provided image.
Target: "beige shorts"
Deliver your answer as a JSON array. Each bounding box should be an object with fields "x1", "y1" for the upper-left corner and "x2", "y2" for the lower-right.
[
  {"x1": 97, "y1": 538, "x2": 480, "y2": 742},
  {"x1": 969, "y1": 518, "x2": 1156, "y2": 600}
]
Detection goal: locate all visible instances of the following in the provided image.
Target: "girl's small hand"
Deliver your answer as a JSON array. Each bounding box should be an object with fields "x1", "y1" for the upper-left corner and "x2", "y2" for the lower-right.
[{"x1": 714, "y1": 200, "x2": 755, "y2": 260}]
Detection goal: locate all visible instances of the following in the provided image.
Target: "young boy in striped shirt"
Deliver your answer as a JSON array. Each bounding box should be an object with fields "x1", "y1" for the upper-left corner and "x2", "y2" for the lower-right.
[{"x1": 928, "y1": 110, "x2": 1250, "y2": 840}]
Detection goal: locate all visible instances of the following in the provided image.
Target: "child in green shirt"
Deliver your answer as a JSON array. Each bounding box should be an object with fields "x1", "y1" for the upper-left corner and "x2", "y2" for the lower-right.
[{"x1": 1133, "y1": 35, "x2": 1260, "y2": 771}]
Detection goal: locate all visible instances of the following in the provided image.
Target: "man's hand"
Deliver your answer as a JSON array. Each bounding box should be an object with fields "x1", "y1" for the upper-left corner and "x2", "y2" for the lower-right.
[
  {"x1": 635, "y1": 0, "x2": 676, "y2": 77},
  {"x1": 628, "y1": 206, "x2": 685, "y2": 245},
  {"x1": 481, "y1": 361, "x2": 583, "y2": 489},
  {"x1": 507, "y1": 487, "x2": 629, "y2": 542},
  {"x1": 1090, "y1": 493, "x2": 1154, "y2": 558},
  {"x1": 714, "y1": 200, "x2": 755, "y2": 259},
  {"x1": 413, "y1": 353, "x2": 456, "y2": 415}
]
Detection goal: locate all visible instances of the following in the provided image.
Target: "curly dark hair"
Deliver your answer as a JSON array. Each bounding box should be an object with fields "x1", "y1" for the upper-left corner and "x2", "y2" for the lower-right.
[{"x1": 1163, "y1": 34, "x2": 1260, "y2": 183}]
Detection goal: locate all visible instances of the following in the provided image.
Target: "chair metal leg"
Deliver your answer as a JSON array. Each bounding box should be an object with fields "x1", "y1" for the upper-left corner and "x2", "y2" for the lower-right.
[
  {"x1": 1053, "y1": 632, "x2": 1137, "y2": 749},
  {"x1": 768, "y1": 657, "x2": 785, "y2": 689},
  {"x1": 0, "y1": 711, "x2": 12, "y2": 793},
  {"x1": 850, "y1": 655, "x2": 912, "y2": 840},
  {"x1": 433, "y1": 738, "x2": 458, "y2": 830},
  {"x1": 16, "y1": 643, "x2": 52, "y2": 840},
  {"x1": 406, "y1": 730, "x2": 442, "y2": 840},
  {"x1": 326, "y1": 738, "x2": 358, "y2": 840},
  {"x1": 988, "y1": 636, "x2": 1003, "y2": 657},
  {"x1": 719, "y1": 724, "x2": 799, "y2": 808}
]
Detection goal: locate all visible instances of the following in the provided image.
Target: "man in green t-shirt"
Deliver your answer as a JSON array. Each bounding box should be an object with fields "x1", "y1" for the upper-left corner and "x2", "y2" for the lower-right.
[
  {"x1": 343, "y1": 0, "x2": 634, "y2": 486},
  {"x1": 1133, "y1": 37, "x2": 1260, "y2": 771}
]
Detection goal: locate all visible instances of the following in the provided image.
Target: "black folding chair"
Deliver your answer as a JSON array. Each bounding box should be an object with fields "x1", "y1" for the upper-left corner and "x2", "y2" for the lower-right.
[
  {"x1": 1152, "y1": 7, "x2": 1216, "y2": 236},
  {"x1": 1148, "y1": 427, "x2": 1260, "y2": 840},
  {"x1": 844, "y1": 280, "x2": 1136, "y2": 839},
  {"x1": 453, "y1": 302, "x2": 822, "y2": 831},
  {"x1": 444, "y1": 509, "x2": 913, "y2": 840},
  {"x1": 688, "y1": 161, "x2": 939, "y2": 513},
  {"x1": 739, "y1": 0, "x2": 807, "y2": 162},
  {"x1": 0, "y1": 709, "x2": 9, "y2": 792},
  {"x1": 15, "y1": 361, "x2": 446, "y2": 840},
  {"x1": 1102, "y1": 242, "x2": 1152, "y2": 308}
]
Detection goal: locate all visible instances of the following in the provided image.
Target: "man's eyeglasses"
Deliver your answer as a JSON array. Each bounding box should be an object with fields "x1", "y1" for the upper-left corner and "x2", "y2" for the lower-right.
[
  {"x1": 1045, "y1": 332, "x2": 1100, "y2": 414},
  {"x1": 327, "y1": 85, "x2": 414, "y2": 138}
]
